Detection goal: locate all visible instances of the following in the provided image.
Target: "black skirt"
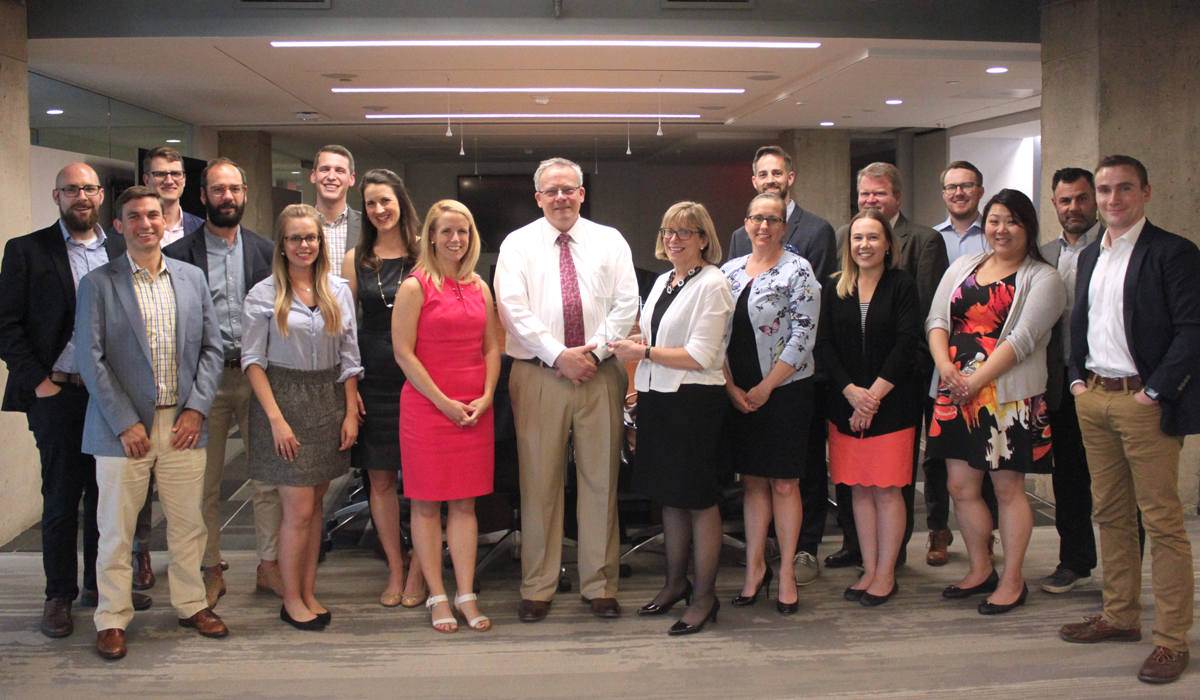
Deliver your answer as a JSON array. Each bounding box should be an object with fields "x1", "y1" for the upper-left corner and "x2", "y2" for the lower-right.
[
  {"x1": 726, "y1": 376, "x2": 812, "y2": 479},
  {"x1": 633, "y1": 384, "x2": 727, "y2": 510}
]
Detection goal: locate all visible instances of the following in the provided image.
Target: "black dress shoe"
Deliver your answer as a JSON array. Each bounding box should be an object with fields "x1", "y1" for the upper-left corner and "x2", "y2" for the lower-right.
[
  {"x1": 824, "y1": 549, "x2": 863, "y2": 569},
  {"x1": 280, "y1": 604, "x2": 325, "y2": 631},
  {"x1": 942, "y1": 569, "x2": 999, "y2": 600},
  {"x1": 731, "y1": 566, "x2": 772, "y2": 606},
  {"x1": 668, "y1": 599, "x2": 719, "y2": 636},
  {"x1": 978, "y1": 583, "x2": 1028, "y2": 615},
  {"x1": 861, "y1": 581, "x2": 899, "y2": 607},
  {"x1": 638, "y1": 582, "x2": 692, "y2": 616},
  {"x1": 843, "y1": 586, "x2": 866, "y2": 602}
]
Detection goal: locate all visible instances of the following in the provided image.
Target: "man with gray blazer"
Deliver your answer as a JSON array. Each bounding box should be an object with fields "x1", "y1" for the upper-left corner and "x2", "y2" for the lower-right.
[
  {"x1": 310, "y1": 144, "x2": 362, "y2": 263},
  {"x1": 76, "y1": 186, "x2": 227, "y2": 660}
]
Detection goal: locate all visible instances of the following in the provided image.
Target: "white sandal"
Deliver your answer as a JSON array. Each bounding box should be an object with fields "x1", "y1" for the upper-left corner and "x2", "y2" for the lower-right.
[
  {"x1": 426, "y1": 594, "x2": 457, "y2": 633},
  {"x1": 454, "y1": 593, "x2": 491, "y2": 632}
]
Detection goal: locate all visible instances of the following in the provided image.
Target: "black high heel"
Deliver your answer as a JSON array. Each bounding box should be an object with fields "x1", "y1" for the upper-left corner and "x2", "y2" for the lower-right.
[
  {"x1": 731, "y1": 566, "x2": 773, "y2": 606},
  {"x1": 668, "y1": 599, "x2": 720, "y2": 636},
  {"x1": 638, "y1": 581, "x2": 693, "y2": 616},
  {"x1": 280, "y1": 604, "x2": 325, "y2": 631}
]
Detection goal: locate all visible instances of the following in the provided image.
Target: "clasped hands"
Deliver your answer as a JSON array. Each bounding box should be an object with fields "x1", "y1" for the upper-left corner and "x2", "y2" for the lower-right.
[
  {"x1": 938, "y1": 362, "x2": 980, "y2": 406},
  {"x1": 118, "y1": 408, "x2": 204, "y2": 459},
  {"x1": 844, "y1": 385, "x2": 879, "y2": 432},
  {"x1": 437, "y1": 393, "x2": 494, "y2": 429},
  {"x1": 556, "y1": 342, "x2": 600, "y2": 386},
  {"x1": 726, "y1": 383, "x2": 773, "y2": 414}
]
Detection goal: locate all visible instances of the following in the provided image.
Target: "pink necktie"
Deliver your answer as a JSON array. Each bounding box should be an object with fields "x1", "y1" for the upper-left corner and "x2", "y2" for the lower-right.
[{"x1": 557, "y1": 232, "x2": 585, "y2": 348}]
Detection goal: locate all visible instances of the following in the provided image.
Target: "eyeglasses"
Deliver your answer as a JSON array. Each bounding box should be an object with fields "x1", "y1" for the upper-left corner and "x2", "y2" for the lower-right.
[
  {"x1": 537, "y1": 186, "x2": 580, "y2": 198},
  {"x1": 283, "y1": 234, "x2": 320, "y2": 246},
  {"x1": 659, "y1": 228, "x2": 700, "y2": 240},
  {"x1": 206, "y1": 184, "x2": 246, "y2": 196},
  {"x1": 149, "y1": 170, "x2": 185, "y2": 181},
  {"x1": 745, "y1": 215, "x2": 785, "y2": 226},
  {"x1": 57, "y1": 185, "x2": 102, "y2": 197},
  {"x1": 942, "y1": 183, "x2": 978, "y2": 194}
]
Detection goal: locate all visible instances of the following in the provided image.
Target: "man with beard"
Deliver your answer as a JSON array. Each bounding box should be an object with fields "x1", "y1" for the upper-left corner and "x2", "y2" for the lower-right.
[
  {"x1": 934, "y1": 161, "x2": 990, "y2": 260},
  {"x1": 727, "y1": 145, "x2": 837, "y2": 587},
  {"x1": 142, "y1": 146, "x2": 204, "y2": 248},
  {"x1": 0, "y1": 163, "x2": 144, "y2": 638},
  {"x1": 163, "y1": 158, "x2": 280, "y2": 606},
  {"x1": 310, "y1": 145, "x2": 361, "y2": 264}
]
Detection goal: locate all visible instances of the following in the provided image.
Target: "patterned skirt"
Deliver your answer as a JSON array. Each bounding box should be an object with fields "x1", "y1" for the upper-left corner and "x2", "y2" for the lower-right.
[{"x1": 248, "y1": 365, "x2": 351, "y2": 487}]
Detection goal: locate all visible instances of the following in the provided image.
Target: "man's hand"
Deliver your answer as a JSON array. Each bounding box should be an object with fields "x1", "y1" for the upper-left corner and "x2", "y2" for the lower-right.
[
  {"x1": 554, "y1": 343, "x2": 599, "y2": 386},
  {"x1": 1134, "y1": 388, "x2": 1159, "y2": 406},
  {"x1": 120, "y1": 423, "x2": 151, "y2": 459},
  {"x1": 1070, "y1": 381, "x2": 1087, "y2": 397},
  {"x1": 170, "y1": 408, "x2": 204, "y2": 450},
  {"x1": 34, "y1": 377, "x2": 62, "y2": 398}
]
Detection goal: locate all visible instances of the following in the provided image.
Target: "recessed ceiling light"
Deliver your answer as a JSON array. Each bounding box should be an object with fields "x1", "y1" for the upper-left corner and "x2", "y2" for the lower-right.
[
  {"x1": 291, "y1": 171, "x2": 300, "y2": 174},
  {"x1": 365, "y1": 112, "x2": 702, "y2": 120},
  {"x1": 275, "y1": 39, "x2": 821, "y2": 49},
  {"x1": 166, "y1": 139, "x2": 181, "y2": 143},
  {"x1": 986, "y1": 66, "x2": 1009, "y2": 74},
  {"x1": 946, "y1": 80, "x2": 960, "y2": 85},
  {"x1": 885, "y1": 99, "x2": 903, "y2": 105},
  {"x1": 820, "y1": 121, "x2": 835, "y2": 127},
  {"x1": 335, "y1": 86, "x2": 744, "y2": 94},
  {"x1": 794, "y1": 101, "x2": 806, "y2": 106},
  {"x1": 46, "y1": 109, "x2": 63, "y2": 115}
]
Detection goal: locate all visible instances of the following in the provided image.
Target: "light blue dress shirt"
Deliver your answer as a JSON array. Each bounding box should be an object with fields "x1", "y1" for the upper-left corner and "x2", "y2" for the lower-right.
[
  {"x1": 936, "y1": 214, "x2": 990, "y2": 262},
  {"x1": 241, "y1": 275, "x2": 363, "y2": 383},
  {"x1": 204, "y1": 227, "x2": 246, "y2": 360},
  {"x1": 53, "y1": 221, "x2": 111, "y2": 373}
]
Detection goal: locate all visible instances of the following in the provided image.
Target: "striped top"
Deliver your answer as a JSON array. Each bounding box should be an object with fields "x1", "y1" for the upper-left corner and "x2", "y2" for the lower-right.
[{"x1": 128, "y1": 253, "x2": 179, "y2": 406}]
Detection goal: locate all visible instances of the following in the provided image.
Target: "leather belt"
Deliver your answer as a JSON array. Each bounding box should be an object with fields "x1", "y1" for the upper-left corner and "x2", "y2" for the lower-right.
[
  {"x1": 1088, "y1": 371, "x2": 1143, "y2": 392},
  {"x1": 518, "y1": 357, "x2": 555, "y2": 369},
  {"x1": 49, "y1": 371, "x2": 84, "y2": 386},
  {"x1": 224, "y1": 358, "x2": 242, "y2": 369}
]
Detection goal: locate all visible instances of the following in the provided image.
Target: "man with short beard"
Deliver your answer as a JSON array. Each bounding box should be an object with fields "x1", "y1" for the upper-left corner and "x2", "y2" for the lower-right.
[
  {"x1": 163, "y1": 158, "x2": 282, "y2": 607},
  {"x1": 0, "y1": 163, "x2": 144, "y2": 639}
]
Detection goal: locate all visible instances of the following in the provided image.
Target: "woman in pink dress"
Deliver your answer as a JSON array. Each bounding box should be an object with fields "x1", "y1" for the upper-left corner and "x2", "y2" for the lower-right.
[{"x1": 393, "y1": 199, "x2": 500, "y2": 633}]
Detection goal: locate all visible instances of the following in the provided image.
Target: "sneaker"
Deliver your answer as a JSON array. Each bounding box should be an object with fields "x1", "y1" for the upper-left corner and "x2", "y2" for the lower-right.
[
  {"x1": 793, "y1": 551, "x2": 820, "y2": 586},
  {"x1": 1040, "y1": 567, "x2": 1092, "y2": 594}
]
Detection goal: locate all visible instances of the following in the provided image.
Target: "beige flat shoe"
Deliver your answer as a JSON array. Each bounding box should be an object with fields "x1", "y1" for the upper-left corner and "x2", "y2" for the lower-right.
[
  {"x1": 400, "y1": 586, "x2": 428, "y2": 608},
  {"x1": 380, "y1": 591, "x2": 403, "y2": 608}
]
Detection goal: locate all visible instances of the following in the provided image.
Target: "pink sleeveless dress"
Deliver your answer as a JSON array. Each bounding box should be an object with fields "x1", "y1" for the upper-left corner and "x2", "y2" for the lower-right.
[{"x1": 399, "y1": 270, "x2": 494, "y2": 500}]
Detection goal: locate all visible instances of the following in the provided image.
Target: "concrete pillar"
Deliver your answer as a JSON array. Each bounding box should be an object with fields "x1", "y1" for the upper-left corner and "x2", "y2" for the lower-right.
[
  {"x1": 895, "y1": 132, "x2": 915, "y2": 220},
  {"x1": 912, "y1": 130, "x2": 950, "y2": 228},
  {"x1": 782, "y1": 128, "x2": 852, "y2": 228},
  {"x1": 217, "y1": 130, "x2": 274, "y2": 238},
  {"x1": 1042, "y1": 0, "x2": 1200, "y2": 510},
  {"x1": 0, "y1": 0, "x2": 41, "y2": 546}
]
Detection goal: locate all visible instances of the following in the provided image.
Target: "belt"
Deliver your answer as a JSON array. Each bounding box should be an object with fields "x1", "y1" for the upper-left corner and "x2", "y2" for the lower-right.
[
  {"x1": 224, "y1": 358, "x2": 242, "y2": 369},
  {"x1": 1088, "y1": 371, "x2": 1143, "y2": 392},
  {"x1": 518, "y1": 355, "x2": 610, "y2": 370},
  {"x1": 49, "y1": 371, "x2": 84, "y2": 386}
]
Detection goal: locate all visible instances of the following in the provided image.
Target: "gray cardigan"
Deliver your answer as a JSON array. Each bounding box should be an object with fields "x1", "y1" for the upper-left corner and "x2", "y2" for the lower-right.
[{"x1": 926, "y1": 252, "x2": 1065, "y2": 405}]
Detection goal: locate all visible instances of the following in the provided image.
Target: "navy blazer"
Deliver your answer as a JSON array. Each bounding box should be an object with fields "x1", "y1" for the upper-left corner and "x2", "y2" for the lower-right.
[
  {"x1": 161, "y1": 223, "x2": 274, "y2": 293},
  {"x1": 74, "y1": 254, "x2": 224, "y2": 457},
  {"x1": 1069, "y1": 221, "x2": 1200, "y2": 436},
  {"x1": 729, "y1": 203, "x2": 838, "y2": 283},
  {"x1": 0, "y1": 223, "x2": 126, "y2": 412}
]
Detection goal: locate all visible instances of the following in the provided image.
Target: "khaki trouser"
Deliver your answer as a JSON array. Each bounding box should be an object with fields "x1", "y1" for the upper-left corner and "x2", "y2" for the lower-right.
[
  {"x1": 95, "y1": 407, "x2": 207, "y2": 631},
  {"x1": 510, "y1": 359, "x2": 627, "y2": 601},
  {"x1": 1076, "y1": 376, "x2": 1194, "y2": 652}
]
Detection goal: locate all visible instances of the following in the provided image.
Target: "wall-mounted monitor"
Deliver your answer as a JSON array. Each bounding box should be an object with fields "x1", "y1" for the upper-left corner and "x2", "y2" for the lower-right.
[{"x1": 457, "y1": 174, "x2": 591, "y2": 253}]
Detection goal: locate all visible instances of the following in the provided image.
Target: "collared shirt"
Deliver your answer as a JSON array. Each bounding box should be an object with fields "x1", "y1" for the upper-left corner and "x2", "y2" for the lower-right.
[
  {"x1": 936, "y1": 213, "x2": 990, "y2": 262},
  {"x1": 785, "y1": 198, "x2": 796, "y2": 222},
  {"x1": 495, "y1": 216, "x2": 639, "y2": 365},
  {"x1": 1085, "y1": 217, "x2": 1147, "y2": 379},
  {"x1": 128, "y1": 253, "x2": 179, "y2": 406},
  {"x1": 161, "y1": 209, "x2": 188, "y2": 248},
  {"x1": 1054, "y1": 221, "x2": 1100, "y2": 360},
  {"x1": 205, "y1": 227, "x2": 246, "y2": 360},
  {"x1": 323, "y1": 206, "x2": 350, "y2": 266},
  {"x1": 53, "y1": 221, "x2": 111, "y2": 374},
  {"x1": 240, "y1": 276, "x2": 363, "y2": 383}
]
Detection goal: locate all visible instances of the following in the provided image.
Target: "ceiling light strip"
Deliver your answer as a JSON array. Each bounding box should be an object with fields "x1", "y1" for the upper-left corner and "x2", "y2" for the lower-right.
[
  {"x1": 366, "y1": 113, "x2": 701, "y2": 119},
  {"x1": 335, "y1": 87, "x2": 744, "y2": 94},
  {"x1": 274, "y1": 39, "x2": 819, "y2": 49}
]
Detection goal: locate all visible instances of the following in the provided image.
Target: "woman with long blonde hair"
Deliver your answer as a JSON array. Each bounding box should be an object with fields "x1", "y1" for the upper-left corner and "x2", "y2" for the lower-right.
[{"x1": 242, "y1": 204, "x2": 362, "y2": 630}]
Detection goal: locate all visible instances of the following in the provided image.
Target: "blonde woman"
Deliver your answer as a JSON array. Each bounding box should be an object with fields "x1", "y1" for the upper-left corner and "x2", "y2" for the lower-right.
[
  {"x1": 242, "y1": 204, "x2": 362, "y2": 631},
  {"x1": 393, "y1": 200, "x2": 500, "y2": 633}
]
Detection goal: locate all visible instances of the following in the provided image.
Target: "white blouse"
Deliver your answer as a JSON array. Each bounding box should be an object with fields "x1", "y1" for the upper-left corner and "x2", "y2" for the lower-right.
[
  {"x1": 634, "y1": 265, "x2": 735, "y2": 393},
  {"x1": 241, "y1": 275, "x2": 363, "y2": 383}
]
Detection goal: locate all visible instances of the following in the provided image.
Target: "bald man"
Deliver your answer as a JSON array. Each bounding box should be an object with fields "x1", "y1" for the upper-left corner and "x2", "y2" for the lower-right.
[{"x1": 0, "y1": 164, "x2": 143, "y2": 639}]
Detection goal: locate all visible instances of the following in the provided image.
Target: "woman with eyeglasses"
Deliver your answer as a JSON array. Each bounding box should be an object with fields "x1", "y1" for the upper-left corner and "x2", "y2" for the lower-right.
[
  {"x1": 719, "y1": 192, "x2": 820, "y2": 615},
  {"x1": 242, "y1": 204, "x2": 362, "y2": 630},
  {"x1": 610, "y1": 201, "x2": 734, "y2": 636},
  {"x1": 340, "y1": 169, "x2": 427, "y2": 610}
]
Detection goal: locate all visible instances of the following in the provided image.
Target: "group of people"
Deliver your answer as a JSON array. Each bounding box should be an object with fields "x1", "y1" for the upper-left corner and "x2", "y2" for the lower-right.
[{"x1": 1, "y1": 141, "x2": 1195, "y2": 684}]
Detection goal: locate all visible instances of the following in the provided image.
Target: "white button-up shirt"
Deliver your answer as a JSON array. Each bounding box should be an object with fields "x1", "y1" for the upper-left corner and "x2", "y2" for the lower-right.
[
  {"x1": 1085, "y1": 217, "x2": 1146, "y2": 379},
  {"x1": 495, "y1": 216, "x2": 639, "y2": 365}
]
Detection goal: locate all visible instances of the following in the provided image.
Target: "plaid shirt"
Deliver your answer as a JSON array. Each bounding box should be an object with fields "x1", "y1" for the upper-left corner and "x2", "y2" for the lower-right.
[
  {"x1": 128, "y1": 253, "x2": 179, "y2": 406},
  {"x1": 323, "y1": 206, "x2": 350, "y2": 266}
]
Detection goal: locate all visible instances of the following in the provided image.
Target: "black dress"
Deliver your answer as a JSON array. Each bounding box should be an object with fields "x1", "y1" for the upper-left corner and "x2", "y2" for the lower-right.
[{"x1": 351, "y1": 254, "x2": 414, "y2": 472}]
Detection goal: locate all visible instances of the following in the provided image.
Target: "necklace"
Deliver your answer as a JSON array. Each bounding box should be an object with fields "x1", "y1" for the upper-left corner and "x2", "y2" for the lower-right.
[
  {"x1": 375, "y1": 270, "x2": 394, "y2": 309},
  {"x1": 664, "y1": 264, "x2": 703, "y2": 295}
]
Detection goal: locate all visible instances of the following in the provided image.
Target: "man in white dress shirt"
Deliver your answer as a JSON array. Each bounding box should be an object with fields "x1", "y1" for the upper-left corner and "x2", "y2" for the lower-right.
[{"x1": 495, "y1": 157, "x2": 638, "y2": 621}]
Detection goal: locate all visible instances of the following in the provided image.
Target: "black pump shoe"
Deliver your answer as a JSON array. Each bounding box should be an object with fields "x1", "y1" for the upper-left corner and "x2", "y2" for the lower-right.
[
  {"x1": 942, "y1": 569, "x2": 999, "y2": 600},
  {"x1": 280, "y1": 604, "x2": 326, "y2": 631},
  {"x1": 861, "y1": 581, "x2": 899, "y2": 607},
  {"x1": 732, "y1": 566, "x2": 773, "y2": 606},
  {"x1": 978, "y1": 583, "x2": 1028, "y2": 615},
  {"x1": 668, "y1": 599, "x2": 720, "y2": 636},
  {"x1": 638, "y1": 582, "x2": 693, "y2": 616}
]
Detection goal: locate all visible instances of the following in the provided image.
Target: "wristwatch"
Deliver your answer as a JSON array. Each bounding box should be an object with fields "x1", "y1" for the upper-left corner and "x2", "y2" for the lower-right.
[
  {"x1": 1144, "y1": 386, "x2": 1160, "y2": 401},
  {"x1": 644, "y1": 346, "x2": 651, "y2": 360}
]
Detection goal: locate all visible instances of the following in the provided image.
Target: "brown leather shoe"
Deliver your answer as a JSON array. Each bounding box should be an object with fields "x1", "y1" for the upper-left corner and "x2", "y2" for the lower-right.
[
  {"x1": 132, "y1": 551, "x2": 155, "y2": 590},
  {"x1": 926, "y1": 529, "x2": 952, "y2": 566},
  {"x1": 256, "y1": 564, "x2": 285, "y2": 598},
  {"x1": 1138, "y1": 646, "x2": 1189, "y2": 684},
  {"x1": 517, "y1": 599, "x2": 551, "y2": 622},
  {"x1": 203, "y1": 566, "x2": 227, "y2": 608},
  {"x1": 1059, "y1": 615, "x2": 1142, "y2": 643},
  {"x1": 582, "y1": 596, "x2": 621, "y2": 618},
  {"x1": 79, "y1": 588, "x2": 153, "y2": 611},
  {"x1": 95, "y1": 628, "x2": 126, "y2": 660},
  {"x1": 41, "y1": 598, "x2": 73, "y2": 638},
  {"x1": 178, "y1": 607, "x2": 228, "y2": 638}
]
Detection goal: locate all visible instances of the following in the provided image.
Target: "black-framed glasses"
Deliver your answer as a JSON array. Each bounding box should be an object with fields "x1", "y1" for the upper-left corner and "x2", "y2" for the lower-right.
[
  {"x1": 283, "y1": 234, "x2": 320, "y2": 246},
  {"x1": 57, "y1": 185, "x2": 102, "y2": 197},
  {"x1": 745, "y1": 215, "x2": 784, "y2": 226},
  {"x1": 149, "y1": 170, "x2": 185, "y2": 181},
  {"x1": 942, "y1": 183, "x2": 978, "y2": 193},
  {"x1": 206, "y1": 184, "x2": 246, "y2": 197},
  {"x1": 659, "y1": 228, "x2": 699, "y2": 240},
  {"x1": 538, "y1": 186, "x2": 580, "y2": 198}
]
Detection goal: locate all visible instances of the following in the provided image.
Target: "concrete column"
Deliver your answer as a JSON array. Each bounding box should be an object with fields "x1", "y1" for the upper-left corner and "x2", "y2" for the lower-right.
[
  {"x1": 782, "y1": 128, "x2": 852, "y2": 228},
  {"x1": 1042, "y1": 0, "x2": 1200, "y2": 509},
  {"x1": 217, "y1": 130, "x2": 274, "y2": 238},
  {"x1": 912, "y1": 130, "x2": 950, "y2": 228},
  {"x1": 0, "y1": 0, "x2": 41, "y2": 546},
  {"x1": 895, "y1": 132, "x2": 915, "y2": 220}
]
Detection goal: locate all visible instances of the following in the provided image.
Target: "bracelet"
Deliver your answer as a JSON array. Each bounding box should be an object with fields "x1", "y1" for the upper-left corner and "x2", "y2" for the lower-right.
[{"x1": 644, "y1": 346, "x2": 651, "y2": 360}]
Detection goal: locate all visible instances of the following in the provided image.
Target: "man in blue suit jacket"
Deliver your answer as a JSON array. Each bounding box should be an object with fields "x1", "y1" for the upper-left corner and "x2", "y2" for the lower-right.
[
  {"x1": 75, "y1": 186, "x2": 227, "y2": 660},
  {"x1": 1059, "y1": 156, "x2": 1200, "y2": 685}
]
